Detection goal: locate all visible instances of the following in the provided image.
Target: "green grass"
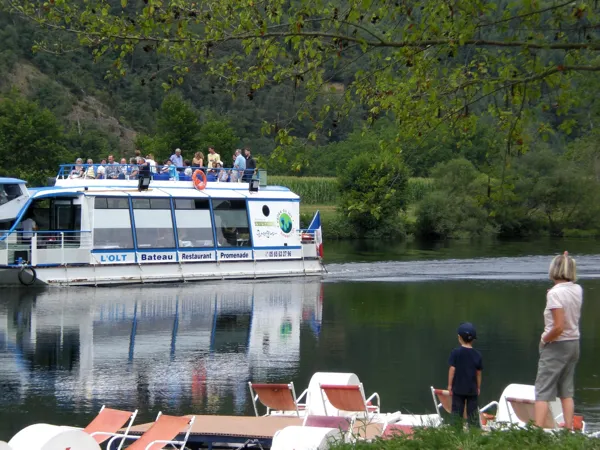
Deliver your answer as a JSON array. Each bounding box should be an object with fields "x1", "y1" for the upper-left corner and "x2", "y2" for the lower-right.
[
  {"x1": 332, "y1": 425, "x2": 599, "y2": 450},
  {"x1": 270, "y1": 176, "x2": 433, "y2": 205},
  {"x1": 269, "y1": 176, "x2": 339, "y2": 204}
]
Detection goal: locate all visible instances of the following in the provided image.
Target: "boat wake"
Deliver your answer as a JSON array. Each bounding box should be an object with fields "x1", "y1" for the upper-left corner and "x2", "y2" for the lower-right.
[{"x1": 324, "y1": 254, "x2": 600, "y2": 282}]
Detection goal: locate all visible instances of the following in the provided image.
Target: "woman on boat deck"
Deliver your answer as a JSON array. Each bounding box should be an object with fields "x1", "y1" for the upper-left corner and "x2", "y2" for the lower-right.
[{"x1": 535, "y1": 251, "x2": 582, "y2": 429}]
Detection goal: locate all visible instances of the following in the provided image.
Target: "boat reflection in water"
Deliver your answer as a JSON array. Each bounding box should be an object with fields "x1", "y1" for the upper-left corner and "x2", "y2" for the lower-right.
[{"x1": 0, "y1": 280, "x2": 323, "y2": 421}]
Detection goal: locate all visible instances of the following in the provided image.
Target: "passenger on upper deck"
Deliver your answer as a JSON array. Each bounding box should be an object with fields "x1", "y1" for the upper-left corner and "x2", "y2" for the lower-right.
[
  {"x1": 97, "y1": 159, "x2": 107, "y2": 179},
  {"x1": 218, "y1": 162, "x2": 229, "y2": 182},
  {"x1": 243, "y1": 148, "x2": 256, "y2": 182},
  {"x1": 85, "y1": 159, "x2": 96, "y2": 179},
  {"x1": 146, "y1": 154, "x2": 157, "y2": 174},
  {"x1": 128, "y1": 157, "x2": 139, "y2": 179},
  {"x1": 207, "y1": 147, "x2": 220, "y2": 168},
  {"x1": 207, "y1": 162, "x2": 218, "y2": 182},
  {"x1": 138, "y1": 157, "x2": 150, "y2": 178},
  {"x1": 229, "y1": 155, "x2": 238, "y2": 183},
  {"x1": 162, "y1": 159, "x2": 179, "y2": 181},
  {"x1": 119, "y1": 158, "x2": 128, "y2": 179},
  {"x1": 170, "y1": 148, "x2": 183, "y2": 169},
  {"x1": 106, "y1": 155, "x2": 120, "y2": 180},
  {"x1": 193, "y1": 152, "x2": 204, "y2": 169},
  {"x1": 233, "y1": 149, "x2": 246, "y2": 182},
  {"x1": 184, "y1": 160, "x2": 193, "y2": 177},
  {"x1": 69, "y1": 158, "x2": 85, "y2": 179}
]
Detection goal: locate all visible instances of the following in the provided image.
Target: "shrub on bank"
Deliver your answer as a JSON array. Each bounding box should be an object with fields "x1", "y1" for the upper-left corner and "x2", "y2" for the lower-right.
[
  {"x1": 338, "y1": 152, "x2": 410, "y2": 240},
  {"x1": 331, "y1": 426, "x2": 599, "y2": 450}
]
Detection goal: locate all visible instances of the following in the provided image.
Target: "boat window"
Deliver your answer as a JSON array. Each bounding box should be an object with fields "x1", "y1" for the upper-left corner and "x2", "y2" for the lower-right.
[
  {"x1": 212, "y1": 199, "x2": 251, "y2": 247},
  {"x1": 93, "y1": 196, "x2": 134, "y2": 249},
  {"x1": 133, "y1": 197, "x2": 175, "y2": 249},
  {"x1": 174, "y1": 198, "x2": 214, "y2": 248},
  {"x1": 0, "y1": 184, "x2": 22, "y2": 205},
  {"x1": 95, "y1": 197, "x2": 129, "y2": 209},
  {"x1": 0, "y1": 220, "x2": 15, "y2": 231}
]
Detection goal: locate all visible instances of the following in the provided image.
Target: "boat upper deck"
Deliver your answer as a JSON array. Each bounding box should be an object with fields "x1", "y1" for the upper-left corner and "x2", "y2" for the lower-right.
[{"x1": 37, "y1": 163, "x2": 298, "y2": 201}]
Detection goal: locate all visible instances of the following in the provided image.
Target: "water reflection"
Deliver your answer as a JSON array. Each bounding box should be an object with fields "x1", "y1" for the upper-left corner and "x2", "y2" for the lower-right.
[{"x1": 0, "y1": 281, "x2": 323, "y2": 425}]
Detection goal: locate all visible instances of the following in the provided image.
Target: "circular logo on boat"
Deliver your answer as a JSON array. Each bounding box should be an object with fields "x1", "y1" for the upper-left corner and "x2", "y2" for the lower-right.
[{"x1": 277, "y1": 211, "x2": 293, "y2": 235}]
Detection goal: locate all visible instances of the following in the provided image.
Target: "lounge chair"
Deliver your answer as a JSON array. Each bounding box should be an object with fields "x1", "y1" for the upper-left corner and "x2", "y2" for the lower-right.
[
  {"x1": 106, "y1": 412, "x2": 195, "y2": 450},
  {"x1": 319, "y1": 383, "x2": 380, "y2": 417},
  {"x1": 505, "y1": 397, "x2": 556, "y2": 428},
  {"x1": 84, "y1": 405, "x2": 138, "y2": 445},
  {"x1": 6, "y1": 406, "x2": 137, "y2": 450},
  {"x1": 430, "y1": 387, "x2": 498, "y2": 426},
  {"x1": 248, "y1": 382, "x2": 307, "y2": 417}
]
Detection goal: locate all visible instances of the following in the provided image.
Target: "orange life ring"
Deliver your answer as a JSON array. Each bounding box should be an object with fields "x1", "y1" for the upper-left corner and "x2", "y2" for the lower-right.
[{"x1": 192, "y1": 169, "x2": 207, "y2": 190}]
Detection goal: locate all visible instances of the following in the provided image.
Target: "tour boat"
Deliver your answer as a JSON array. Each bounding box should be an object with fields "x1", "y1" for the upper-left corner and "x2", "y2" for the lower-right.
[{"x1": 0, "y1": 165, "x2": 325, "y2": 286}]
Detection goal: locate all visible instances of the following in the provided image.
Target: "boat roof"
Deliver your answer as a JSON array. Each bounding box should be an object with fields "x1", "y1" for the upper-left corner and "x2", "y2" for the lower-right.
[
  {"x1": 32, "y1": 179, "x2": 299, "y2": 200},
  {"x1": 0, "y1": 177, "x2": 26, "y2": 184}
]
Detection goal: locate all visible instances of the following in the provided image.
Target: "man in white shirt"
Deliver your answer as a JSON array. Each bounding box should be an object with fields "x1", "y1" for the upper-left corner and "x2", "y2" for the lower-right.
[{"x1": 146, "y1": 153, "x2": 157, "y2": 174}]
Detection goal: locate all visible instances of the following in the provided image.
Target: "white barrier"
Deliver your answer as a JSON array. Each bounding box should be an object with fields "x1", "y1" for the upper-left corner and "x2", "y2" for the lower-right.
[
  {"x1": 8, "y1": 424, "x2": 100, "y2": 450},
  {"x1": 494, "y1": 384, "x2": 563, "y2": 426},
  {"x1": 271, "y1": 426, "x2": 341, "y2": 450},
  {"x1": 306, "y1": 372, "x2": 360, "y2": 417}
]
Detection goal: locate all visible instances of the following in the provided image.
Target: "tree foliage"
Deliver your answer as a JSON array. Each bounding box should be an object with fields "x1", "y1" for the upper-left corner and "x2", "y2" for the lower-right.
[
  {"x1": 416, "y1": 159, "x2": 491, "y2": 238},
  {"x1": 198, "y1": 115, "x2": 240, "y2": 158},
  {"x1": 416, "y1": 151, "x2": 600, "y2": 238},
  {"x1": 4, "y1": 0, "x2": 600, "y2": 152},
  {"x1": 148, "y1": 91, "x2": 202, "y2": 160},
  {"x1": 0, "y1": 95, "x2": 67, "y2": 185},
  {"x1": 338, "y1": 151, "x2": 409, "y2": 238}
]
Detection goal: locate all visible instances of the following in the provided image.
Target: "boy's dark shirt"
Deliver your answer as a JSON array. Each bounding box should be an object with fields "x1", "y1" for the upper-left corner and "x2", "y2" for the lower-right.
[{"x1": 448, "y1": 346, "x2": 483, "y2": 396}]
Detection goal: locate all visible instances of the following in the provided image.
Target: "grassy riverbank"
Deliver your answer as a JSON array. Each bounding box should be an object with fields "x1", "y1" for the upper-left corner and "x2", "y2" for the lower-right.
[{"x1": 333, "y1": 426, "x2": 599, "y2": 450}]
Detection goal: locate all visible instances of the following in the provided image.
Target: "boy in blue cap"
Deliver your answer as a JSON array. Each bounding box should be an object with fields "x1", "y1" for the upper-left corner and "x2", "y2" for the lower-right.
[{"x1": 447, "y1": 322, "x2": 483, "y2": 426}]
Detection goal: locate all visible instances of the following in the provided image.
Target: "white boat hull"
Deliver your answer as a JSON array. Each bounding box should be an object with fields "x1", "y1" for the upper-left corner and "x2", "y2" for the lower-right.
[{"x1": 0, "y1": 259, "x2": 324, "y2": 286}]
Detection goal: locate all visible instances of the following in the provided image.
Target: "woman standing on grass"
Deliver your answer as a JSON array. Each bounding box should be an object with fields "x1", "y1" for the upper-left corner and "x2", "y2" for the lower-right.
[{"x1": 535, "y1": 251, "x2": 582, "y2": 429}]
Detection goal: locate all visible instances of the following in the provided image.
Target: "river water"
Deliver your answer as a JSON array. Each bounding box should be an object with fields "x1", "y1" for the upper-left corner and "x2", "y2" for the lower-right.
[{"x1": 1, "y1": 238, "x2": 599, "y2": 439}]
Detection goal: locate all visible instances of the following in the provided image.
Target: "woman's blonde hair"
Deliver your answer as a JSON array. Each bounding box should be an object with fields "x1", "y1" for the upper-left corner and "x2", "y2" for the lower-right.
[
  {"x1": 549, "y1": 251, "x2": 577, "y2": 281},
  {"x1": 194, "y1": 152, "x2": 204, "y2": 159}
]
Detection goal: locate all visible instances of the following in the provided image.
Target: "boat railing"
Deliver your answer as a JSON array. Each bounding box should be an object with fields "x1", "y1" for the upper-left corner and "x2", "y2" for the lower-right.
[
  {"x1": 299, "y1": 229, "x2": 316, "y2": 244},
  {"x1": 56, "y1": 164, "x2": 259, "y2": 182},
  {"x1": 0, "y1": 230, "x2": 93, "y2": 266}
]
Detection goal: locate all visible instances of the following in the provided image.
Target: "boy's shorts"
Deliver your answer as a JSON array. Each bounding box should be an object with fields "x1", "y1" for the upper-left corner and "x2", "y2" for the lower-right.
[{"x1": 535, "y1": 340, "x2": 579, "y2": 401}]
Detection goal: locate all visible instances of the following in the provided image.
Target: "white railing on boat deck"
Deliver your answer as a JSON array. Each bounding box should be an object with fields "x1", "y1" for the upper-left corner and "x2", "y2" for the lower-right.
[{"x1": 0, "y1": 231, "x2": 92, "y2": 266}]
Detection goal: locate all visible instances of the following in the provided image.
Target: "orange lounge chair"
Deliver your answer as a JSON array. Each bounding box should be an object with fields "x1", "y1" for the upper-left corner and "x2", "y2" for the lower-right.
[
  {"x1": 83, "y1": 405, "x2": 138, "y2": 446},
  {"x1": 106, "y1": 413, "x2": 195, "y2": 450},
  {"x1": 430, "y1": 387, "x2": 498, "y2": 426},
  {"x1": 430, "y1": 388, "x2": 466, "y2": 419},
  {"x1": 319, "y1": 384, "x2": 380, "y2": 417},
  {"x1": 248, "y1": 382, "x2": 307, "y2": 417}
]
